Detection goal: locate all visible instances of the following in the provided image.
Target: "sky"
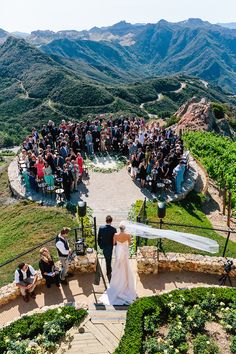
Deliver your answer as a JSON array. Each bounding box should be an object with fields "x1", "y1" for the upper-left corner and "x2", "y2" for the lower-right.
[{"x1": 1, "y1": 0, "x2": 236, "y2": 33}]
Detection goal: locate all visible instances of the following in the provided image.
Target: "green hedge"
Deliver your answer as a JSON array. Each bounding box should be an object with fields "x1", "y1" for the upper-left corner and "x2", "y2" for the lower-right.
[
  {"x1": 0, "y1": 306, "x2": 87, "y2": 353},
  {"x1": 115, "y1": 287, "x2": 236, "y2": 354}
]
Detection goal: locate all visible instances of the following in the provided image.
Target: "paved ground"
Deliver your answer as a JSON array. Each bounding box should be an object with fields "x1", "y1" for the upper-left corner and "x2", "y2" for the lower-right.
[{"x1": 0, "y1": 258, "x2": 233, "y2": 328}]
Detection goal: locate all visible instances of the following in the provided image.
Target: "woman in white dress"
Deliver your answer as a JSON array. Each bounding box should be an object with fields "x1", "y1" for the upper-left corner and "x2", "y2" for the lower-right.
[{"x1": 99, "y1": 223, "x2": 137, "y2": 305}]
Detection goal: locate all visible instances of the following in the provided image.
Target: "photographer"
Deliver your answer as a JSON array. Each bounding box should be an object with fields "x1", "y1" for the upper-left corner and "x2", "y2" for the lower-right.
[{"x1": 55, "y1": 227, "x2": 72, "y2": 285}]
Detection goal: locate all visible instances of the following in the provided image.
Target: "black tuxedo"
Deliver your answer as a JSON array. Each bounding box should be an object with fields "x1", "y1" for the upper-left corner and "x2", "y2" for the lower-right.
[
  {"x1": 72, "y1": 140, "x2": 80, "y2": 154},
  {"x1": 98, "y1": 224, "x2": 117, "y2": 280}
]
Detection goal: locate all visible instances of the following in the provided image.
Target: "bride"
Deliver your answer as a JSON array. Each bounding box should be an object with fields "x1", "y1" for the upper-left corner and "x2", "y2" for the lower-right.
[{"x1": 99, "y1": 223, "x2": 137, "y2": 305}]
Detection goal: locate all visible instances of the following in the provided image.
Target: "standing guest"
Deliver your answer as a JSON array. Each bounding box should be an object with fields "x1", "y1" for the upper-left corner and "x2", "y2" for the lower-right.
[
  {"x1": 76, "y1": 152, "x2": 84, "y2": 175},
  {"x1": 100, "y1": 131, "x2": 107, "y2": 153},
  {"x1": 62, "y1": 164, "x2": 73, "y2": 200},
  {"x1": 15, "y1": 263, "x2": 38, "y2": 302},
  {"x1": 173, "y1": 160, "x2": 185, "y2": 194},
  {"x1": 35, "y1": 155, "x2": 45, "y2": 180},
  {"x1": 60, "y1": 142, "x2": 68, "y2": 159},
  {"x1": 54, "y1": 151, "x2": 64, "y2": 170},
  {"x1": 68, "y1": 148, "x2": 77, "y2": 161},
  {"x1": 55, "y1": 228, "x2": 71, "y2": 284},
  {"x1": 92, "y1": 126, "x2": 100, "y2": 153},
  {"x1": 72, "y1": 135, "x2": 80, "y2": 155},
  {"x1": 85, "y1": 131, "x2": 94, "y2": 156},
  {"x1": 71, "y1": 160, "x2": 80, "y2": 191},
  {"x1": 112, "y1": 126, "x2": 120, "y2": 152},
  {"x1": 39, "y1": 248, "x2": 60, "y2": 288},
  {"x1": 139, "y1": 161, "x2": 147, "y2": 188},
  {"x1": 98, "y1": 215, "x2": 117, "y2": 282},
  {"x1": 130, "y1": 153, "x2": 139, "y2": 180}
]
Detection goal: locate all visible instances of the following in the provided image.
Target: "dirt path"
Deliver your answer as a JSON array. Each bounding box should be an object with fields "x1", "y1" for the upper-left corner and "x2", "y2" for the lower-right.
[{"x1": 140, "y1": 81, "x2": 187, "y2": 118}]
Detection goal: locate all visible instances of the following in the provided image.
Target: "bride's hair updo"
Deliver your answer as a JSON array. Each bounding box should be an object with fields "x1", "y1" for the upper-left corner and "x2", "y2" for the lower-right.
[{"x1": 119, "y1": 223, "x2": 126, "y2": 232}]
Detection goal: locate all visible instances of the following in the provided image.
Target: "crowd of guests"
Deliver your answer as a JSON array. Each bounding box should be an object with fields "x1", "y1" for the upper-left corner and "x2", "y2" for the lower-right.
[{"x1": 18, "y1": 116, "x2": 187, "y2": 198}]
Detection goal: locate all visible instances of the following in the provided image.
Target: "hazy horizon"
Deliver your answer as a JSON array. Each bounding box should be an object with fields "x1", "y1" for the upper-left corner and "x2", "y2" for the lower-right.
[{"x1": 1, "y1": 0, "x2": 236, "y2": 33}]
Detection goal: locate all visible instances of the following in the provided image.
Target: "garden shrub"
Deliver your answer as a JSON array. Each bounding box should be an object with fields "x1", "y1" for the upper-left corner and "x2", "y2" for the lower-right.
[
  {"x1": 115, "y1": 287, "x2": 236, "y2": 354},
  {"x1": 192, "y1": 334, "x2": 220, "y2": 354},
  {"x1": 0, "y1": 306, "x2": 87, "y2": 354},
  {"x1": 231, "y1": 336, "x2": 236, "y2": 354}
]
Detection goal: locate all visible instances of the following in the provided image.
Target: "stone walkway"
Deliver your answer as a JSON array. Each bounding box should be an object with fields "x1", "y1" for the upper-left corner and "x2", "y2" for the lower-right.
[{"x1": 58, "y1": 306, "x2": 126, "y2": 353}]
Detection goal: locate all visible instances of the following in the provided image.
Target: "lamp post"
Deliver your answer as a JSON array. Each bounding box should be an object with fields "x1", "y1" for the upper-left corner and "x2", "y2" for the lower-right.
[
  {"x1": 78, "y1": 201, "x2": 87, "y2": 238},
  {"x1": 157, "y1": 201, "x2": 166, "y2": 255}
]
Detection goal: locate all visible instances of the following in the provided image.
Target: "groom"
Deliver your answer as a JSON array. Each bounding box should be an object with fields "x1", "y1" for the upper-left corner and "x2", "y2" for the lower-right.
[{"x1": 98, "y1": 215, "x2": 117, "y2": 282}]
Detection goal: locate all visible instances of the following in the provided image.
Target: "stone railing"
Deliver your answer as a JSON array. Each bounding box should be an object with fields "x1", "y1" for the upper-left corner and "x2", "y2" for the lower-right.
[
  {"x1": 0, "y1": 252, "x2": 97, "y2": 307},
  {"x1": 137, "y1": 246, "x2": 236, "y2": 276}
]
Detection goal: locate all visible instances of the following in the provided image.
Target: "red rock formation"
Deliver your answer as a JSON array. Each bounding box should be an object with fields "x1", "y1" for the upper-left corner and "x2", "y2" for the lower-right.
[{"x1": 176, "y1": 98, "x2": 215, "y2": 134}]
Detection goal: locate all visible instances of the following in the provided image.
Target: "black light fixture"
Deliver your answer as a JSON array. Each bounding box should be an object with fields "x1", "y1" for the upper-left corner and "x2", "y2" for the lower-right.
[
  {"x1": 78, "y1": 201, "x2": 87, "y2": 217},
  {"x1": 157, "y1": 201, "x2": 166, "y2": 220},
  {"x1": 157, "y1": 201, "x2": 166, "y2": 255}
]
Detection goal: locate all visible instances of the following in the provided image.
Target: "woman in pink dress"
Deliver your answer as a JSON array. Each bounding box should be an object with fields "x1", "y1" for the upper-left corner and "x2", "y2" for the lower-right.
[
  {"x1": 76, "y1": 153, "x2": 84, "y2": 174},
  {"x1": 35, "y1": 156, "x2": 45, "y2": 180}
]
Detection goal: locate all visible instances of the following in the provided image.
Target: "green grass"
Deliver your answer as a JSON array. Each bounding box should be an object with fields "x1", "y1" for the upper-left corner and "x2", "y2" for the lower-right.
[
  {"x1": 0, "y1": 162, "x2": 12, "y2": 201},
  {"x1": 134, "y1": 193, "x2": 236, "y2": 257},
  {"x1": 0, "y1": 201, "x2": 79, "y2": 286}
]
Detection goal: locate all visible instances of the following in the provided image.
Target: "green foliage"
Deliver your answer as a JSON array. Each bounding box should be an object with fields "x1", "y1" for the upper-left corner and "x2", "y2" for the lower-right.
[
  {"x1": 167, "y1": 321, "x2": 187, "y2": 346},
  {"x1": 231, "y1": 336, "x2": 236, "y2": 354},
  {"x1": 0, "y1": 306, "x2": 87, "y2": 354},
  {"x1": 115, "y1": 287, "x2": 236, "y2": 354},
  {"x1": 211, "y1": 102, "x2": 226, "y2": 119},
  {"x1": 0, "y1": 196, "x2": 78, "y2": 286},
  {"x1": 222, "y1": 308, "x2": 236, "y2": 334},
  {"x1": 132, "y1": 192, "x2": 236, "y2": 257},
  {"x1": 183, "y1": 131, "x2": 236, "y2": 209},
  {"x1": 192, "y1": 334, "x2": 220, "y2": 354}
]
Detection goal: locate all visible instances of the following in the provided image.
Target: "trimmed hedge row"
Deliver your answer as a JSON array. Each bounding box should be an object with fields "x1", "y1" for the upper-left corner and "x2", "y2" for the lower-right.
[
  {"x1": 0, "y1": 306, "x2": 87, "y2": 353},
  {"x1": 115, "y1": 287, "x2": 236, "y2": 354}
]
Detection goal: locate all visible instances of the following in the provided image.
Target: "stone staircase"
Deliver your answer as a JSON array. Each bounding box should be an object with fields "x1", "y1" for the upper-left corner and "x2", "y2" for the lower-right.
[{"x1": 58, "y1": 305, "x2": 127, "y2": 354}]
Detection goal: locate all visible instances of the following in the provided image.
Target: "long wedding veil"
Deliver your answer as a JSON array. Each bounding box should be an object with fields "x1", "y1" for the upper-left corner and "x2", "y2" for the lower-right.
[{"x1": 122, "y1": 221, "x2": 219, "y2": 254}]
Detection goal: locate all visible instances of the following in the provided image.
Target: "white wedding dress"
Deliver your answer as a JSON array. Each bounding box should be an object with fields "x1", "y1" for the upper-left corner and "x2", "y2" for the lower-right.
[{"x1": 99, "y1": 241, "x2": 136, "y2": 305}]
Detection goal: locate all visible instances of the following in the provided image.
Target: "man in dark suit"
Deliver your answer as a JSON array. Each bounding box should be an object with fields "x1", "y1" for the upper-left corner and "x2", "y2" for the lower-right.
[{"x1": 98, "y1": 215, "x2": 117, "y2": 282}]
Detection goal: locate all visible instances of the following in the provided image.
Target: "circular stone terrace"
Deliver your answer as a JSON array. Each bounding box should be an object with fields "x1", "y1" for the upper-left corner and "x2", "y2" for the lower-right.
[{"x1": 8, "y1": 153, "x2": 200, "y2": 227}]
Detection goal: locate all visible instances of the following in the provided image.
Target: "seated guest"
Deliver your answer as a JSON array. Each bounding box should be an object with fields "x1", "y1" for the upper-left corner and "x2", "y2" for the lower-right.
[
  {"x1": 43, "y1": 162, "x2": 54, "y2": 186},
  {"x1": 15, "y1": 262, "x2": 38, "y2": 302},
  {"x1": 39, "y1": 248, "x2": 60, "y2": 288}
]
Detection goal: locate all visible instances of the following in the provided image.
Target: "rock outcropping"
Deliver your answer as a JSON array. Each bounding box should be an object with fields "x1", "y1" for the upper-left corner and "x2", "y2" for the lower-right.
[
  {"x1": 176, "y1": 97, "x2": 234, "y2": 137},
  {"x1": 176, "y1": 97, "x2": 215, "y2": 133}
]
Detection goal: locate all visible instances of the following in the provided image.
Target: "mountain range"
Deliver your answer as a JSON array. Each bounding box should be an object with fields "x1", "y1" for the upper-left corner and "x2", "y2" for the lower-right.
[
  {"x1": 0, "y1": 34, "x2": 235, "y2": 147},
  {"x1": 1, "y1": 19, "x2": 236, "y2": 92},
  {"x1": 0, "y1": 19, "x2": 236, "y2": 146}
]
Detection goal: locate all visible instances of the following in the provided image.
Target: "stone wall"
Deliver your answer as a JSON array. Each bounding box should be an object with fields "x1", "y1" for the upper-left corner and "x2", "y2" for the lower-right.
[
  {"x1": 0, "y1": 252, "x2": 97, "y2": 307},
  {"x1": 137, "y1": 246, "x2": 236, "y2": 276}
]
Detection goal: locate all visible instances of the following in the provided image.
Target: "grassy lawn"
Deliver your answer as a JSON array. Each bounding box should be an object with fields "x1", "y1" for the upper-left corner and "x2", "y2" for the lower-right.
[
  {"x1": 0, "y1": 163, "x2": 97, "y2": 287},
  {"x1": 0, "y1": 201, "x2": 79, "y2": 286},
  {"x1": 134, "y1": 193, "x2": 236, "y2": 257}
]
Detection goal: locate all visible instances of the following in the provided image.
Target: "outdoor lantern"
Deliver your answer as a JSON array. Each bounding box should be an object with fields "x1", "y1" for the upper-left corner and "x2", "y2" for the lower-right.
[
  {"x1": 75, "y1": 238, "x2": 86, "y2": 256},
  {"x1": 78, "y1": 201, "x2": 87, "y2": 217},
  {"x1": 157, "y1": 201, "x2": 166, "y2": 219}
]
